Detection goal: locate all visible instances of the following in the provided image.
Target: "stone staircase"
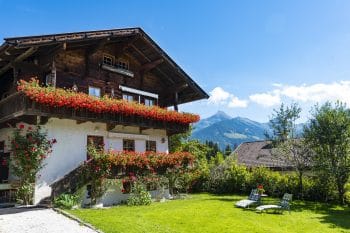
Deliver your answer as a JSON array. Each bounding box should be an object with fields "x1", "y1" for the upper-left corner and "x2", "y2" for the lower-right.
[{"x1": 38, "y1": 162, "x2": 89, "y2": 207}]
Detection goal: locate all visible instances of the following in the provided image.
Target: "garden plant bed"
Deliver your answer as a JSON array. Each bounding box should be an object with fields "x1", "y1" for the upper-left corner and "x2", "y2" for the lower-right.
[{"x1": 68, "y1": 194, "x2": 350, "y2": 233}]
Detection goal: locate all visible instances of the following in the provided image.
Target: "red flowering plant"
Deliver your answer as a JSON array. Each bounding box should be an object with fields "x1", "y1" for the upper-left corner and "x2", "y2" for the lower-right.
[
  {"x1": 120, "y1": 172, "x2": 137, "y2": 194},
  {"x1": 17, "y1": 78, "x2": 200, "y2": 125},
  {"x1": 10, "y1": 124, "x2": 56, "y2": 205},
  {"x1": 108, "y1": 150, "x2": 194, "y2": 175},
  {"x1": 257, "y1": 184, "x2": 265, "y2": 195},
  {"x1": 81, "y1": 144, "x2": 195, "y2": 205},
  {"x1": 107, "y1": 150, "x2": 194, "y2": 196},
  {"x1": 84, "y1": 144, "x2": 112, "y2": 206}
]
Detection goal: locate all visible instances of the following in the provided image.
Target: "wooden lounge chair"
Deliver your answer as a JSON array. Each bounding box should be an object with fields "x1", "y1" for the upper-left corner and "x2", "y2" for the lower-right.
[
  {"x1": 235, "y1": 189, "x2": 260, "y2": 208},
  {"x1": 256, "y1": 193, "x2": 292, "y2": 213}
]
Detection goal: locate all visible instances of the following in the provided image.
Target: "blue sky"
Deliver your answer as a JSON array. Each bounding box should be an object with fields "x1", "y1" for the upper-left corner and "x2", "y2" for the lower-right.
[{"x1": 1, "y1": 0, "x2": 350, "y2": 122}]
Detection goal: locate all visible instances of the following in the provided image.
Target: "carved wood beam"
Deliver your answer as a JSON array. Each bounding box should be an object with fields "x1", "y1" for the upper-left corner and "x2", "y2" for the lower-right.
[
  {"x1": 174, "y1": 92, "x2": 179, "y2": 111},
  {"x1": 113, "y1": 35, "x2": 140, "y2": 59},
  {"x1": 0, "y1": 44, "x2": 10, "y2": 56},
  {"x1": 13, "y1": 61, "x2": 46, "y2": 73},
  {"x1": 164, "y1": 83, "x2": 188, "y2": 94},
  {"x1": 0, "y1": 46, "x2": 38, "y2": 76},
  {"x1": 159, "y1": 84, "x2": 189, "y2": 107},
  {"x1": 86, "y1": 38, "x2": 110, "y2": 56},
  {"x1": 39, "y1": 43, "x2": 65, "y2": 66},
  {"x1": 140, "y1": 58, "x2": 164, "y2": 74},
  {"x1": 130, "y1": 44, "x2": 175, "y2": 84}
]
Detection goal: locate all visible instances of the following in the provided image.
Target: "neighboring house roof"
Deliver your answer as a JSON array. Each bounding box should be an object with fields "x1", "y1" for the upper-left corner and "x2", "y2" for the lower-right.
[
  {"x1": 233, "y1": 140, "x2": 293, "y2": 170},
  {"x1": 0, "y1": 28, "x2": 209, "y2": 106}
]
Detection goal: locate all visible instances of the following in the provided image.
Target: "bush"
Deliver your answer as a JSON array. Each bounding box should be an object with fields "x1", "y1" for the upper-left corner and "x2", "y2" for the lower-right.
[
  {"x1": 197, "y1": 157, "x2": 342, "y2": 203},
  {"x1": 344, "y1": 182, "x2": 350, "y2": 204},
  {"x1": 207, "y1": 157, "x2": 250, "y2": 194},
  {"x1": 127, "y1": 181, "x2": 152, "y2": 206},
  {"x1": 16, "y1": 182, "x2": 34, "y2": 205},
  {"x1": 10, "y1": 124, "x2": 56, "y2": 205},
  {"x1": 53, "y1": 193, "x2": 79, "y2": 209}
]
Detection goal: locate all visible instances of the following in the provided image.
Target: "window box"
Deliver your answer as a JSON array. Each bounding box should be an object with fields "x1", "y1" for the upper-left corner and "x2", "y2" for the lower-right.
[{"x1": 101, "y1": 64, "x2": 134, "y2": 78}]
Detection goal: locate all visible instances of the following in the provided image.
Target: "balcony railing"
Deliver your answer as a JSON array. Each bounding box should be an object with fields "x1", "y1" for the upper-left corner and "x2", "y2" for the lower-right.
[{"x1": 0, "y1": 93, "x2": 189, "y2": 134}]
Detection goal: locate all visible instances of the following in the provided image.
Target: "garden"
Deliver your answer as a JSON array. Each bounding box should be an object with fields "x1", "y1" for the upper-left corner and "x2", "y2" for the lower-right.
[
  {"x1": 68, "y1": 193, "x2": 350, "y2": 233},
  {"x1": 6, "y1": 87, "x2": 350, "y2": 233}
]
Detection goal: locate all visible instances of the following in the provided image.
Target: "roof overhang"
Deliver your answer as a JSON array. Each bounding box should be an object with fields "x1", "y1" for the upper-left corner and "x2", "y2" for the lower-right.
[{"x1": 0, "y1": 28, "x2": 209, "y2": 106}]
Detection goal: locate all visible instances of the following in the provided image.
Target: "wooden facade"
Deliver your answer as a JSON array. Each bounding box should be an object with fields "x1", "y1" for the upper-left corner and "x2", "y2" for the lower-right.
[{"x1": 0, "y1": 28, "x2": 208, "y2": 134}]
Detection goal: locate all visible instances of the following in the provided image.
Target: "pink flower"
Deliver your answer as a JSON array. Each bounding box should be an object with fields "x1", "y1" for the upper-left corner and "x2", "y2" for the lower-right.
[{"x1": 18, "y1": 124, "x2": 25, "y2": 129}]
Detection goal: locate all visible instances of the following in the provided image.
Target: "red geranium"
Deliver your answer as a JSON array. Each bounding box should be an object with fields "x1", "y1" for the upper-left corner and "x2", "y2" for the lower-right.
[{"x1": 17, "y1": 78, "x2": 200, "y2": 125}]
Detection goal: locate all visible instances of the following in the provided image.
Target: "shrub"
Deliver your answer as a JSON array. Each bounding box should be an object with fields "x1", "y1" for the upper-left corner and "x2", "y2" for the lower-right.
[
  {"x1": 199, "y1": 157, "x2": 342, "y2": 203},
  {"x1": 53, "y1": 193, "x2": 79, "y2": 209},
  {"x1": 344, "y1": 182, "x2": 350, "y2": 204},
  {"x1": 83, "y1": 145, "x2": 112, "y2": 206},
  {"x1": 10, "y1": 124, "x2": 56, "y2": 205},
  {"x1": 127, "y1": 181, "x2": 152, "y2": 206}
]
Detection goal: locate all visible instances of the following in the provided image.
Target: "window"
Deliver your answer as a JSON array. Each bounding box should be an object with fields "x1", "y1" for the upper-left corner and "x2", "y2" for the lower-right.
[
  {"x1": 103, "y1": 54, "x2": 114, "y2": 66},
  {"x1": 116, "y1": 59, "x2": 129, "y2": 70},
  {"x1": 146, "y1": 140, "x2": 156, "y2": 152},
  {"x1": 122, "y1": 93, "x2": 134, "y2": 102},
  {"x1": 123, "y1": 139, "x2": 135, "y2": 151},
  {"x1": 0, "y1": 141, "x2": 9, "y2": 183},
  {"x1": 45, "y1": 72, "x2": 56, "y2": 87},
  {"x1": 144, "y1": 98, "x2": 155, "y2": 106},
  {"x1": 110, "y1": 88, "x2": 115, "y2": 98},
  {"x1": 89, "y1": 86, "x2": 101, "y2": 97}
]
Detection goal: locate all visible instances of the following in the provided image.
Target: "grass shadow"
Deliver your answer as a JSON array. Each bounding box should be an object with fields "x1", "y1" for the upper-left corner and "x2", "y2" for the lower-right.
[{"x1": 257, "y1": 198, "x2": 350, "y2": 229}]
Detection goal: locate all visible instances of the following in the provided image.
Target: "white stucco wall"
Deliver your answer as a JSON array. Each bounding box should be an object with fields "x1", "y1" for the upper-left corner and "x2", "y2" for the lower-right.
[
  {"x1": 36, "y1": 118, "x2": 168, "y2": 204},
  {"x1": 82, "y1": 182, "x2": 170, "y2": 206},
  {"x1": 0, "y1": 118, "x2": 169, "y2": 204}
]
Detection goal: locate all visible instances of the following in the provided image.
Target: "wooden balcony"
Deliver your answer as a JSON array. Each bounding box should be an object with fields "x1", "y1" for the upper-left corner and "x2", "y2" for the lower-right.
[{"x1": 0, "y1": 93, "x2": 189, "y2": 135}]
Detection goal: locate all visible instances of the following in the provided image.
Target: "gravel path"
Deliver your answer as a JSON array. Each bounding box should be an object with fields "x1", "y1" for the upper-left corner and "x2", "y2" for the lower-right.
[{"x1": 0, "y1": 207, "x2": 98, "y2": 233}]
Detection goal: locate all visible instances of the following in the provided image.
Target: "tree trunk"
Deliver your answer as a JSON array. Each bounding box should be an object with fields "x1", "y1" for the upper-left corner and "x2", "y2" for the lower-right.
[
  {"x1": 298, "y1": 171, "x2": 303, "y2": 200},
  {"x1": 337, "y1": 182, "x2": 345, "y2": 205}
]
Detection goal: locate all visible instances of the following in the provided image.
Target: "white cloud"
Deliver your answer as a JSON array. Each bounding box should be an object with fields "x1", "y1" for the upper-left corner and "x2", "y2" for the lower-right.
[
  {"x1": 208, "y1": 87, "x2": 231, "y2": 104},
  {"x1": 228, "y1": 96, "x2": 248, "y2": 108},
  {"x1": 248, "y1": 81, "x2": 350, "y2": 108},
  {"x1": 206, "y1": 81, "x2": 350, "y2": 110},
  {"x1": 280, "y1": 81, "x2": 350, "y2": 104},
  {"x1": 208, "y1": 87, "x2": 248, "y2": 108},
  {"x1": 249, "y1": 92, "x2": 281, "y2": 107}
]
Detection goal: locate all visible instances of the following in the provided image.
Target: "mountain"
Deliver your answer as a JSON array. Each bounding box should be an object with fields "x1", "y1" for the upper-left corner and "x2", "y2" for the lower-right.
[
  {"x1": 193, "y1": 111, "x2": 232, "y2": 133},
  {"x1": 191, "y1": 112, "x2": 271, "y2": 149}
]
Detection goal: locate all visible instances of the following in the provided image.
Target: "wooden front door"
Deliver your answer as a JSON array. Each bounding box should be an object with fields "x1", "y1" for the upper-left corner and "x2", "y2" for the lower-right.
[{"x1": 0, "y1": 141, "x2": 9, "y2": 183}]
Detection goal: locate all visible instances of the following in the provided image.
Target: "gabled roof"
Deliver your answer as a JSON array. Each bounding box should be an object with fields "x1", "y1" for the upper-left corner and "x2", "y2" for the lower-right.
[
  {"x1": 233, "y1": 140, "x2": 293, "y2": 169},
  {"x1": 0, "y1": 28, "x2": 209, "y2": 105}
]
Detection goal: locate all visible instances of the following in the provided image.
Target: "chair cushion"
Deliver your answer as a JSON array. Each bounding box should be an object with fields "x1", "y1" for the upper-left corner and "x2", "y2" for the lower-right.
[
  {"x1": 235, "y1": 199, "x2": 257, "y2": 208},
  {"x1": 256, "y1": 205, "x2": 281, "y2": 211}
]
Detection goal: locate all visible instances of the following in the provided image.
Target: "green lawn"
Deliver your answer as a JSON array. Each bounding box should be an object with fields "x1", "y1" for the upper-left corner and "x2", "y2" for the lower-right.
[{"x1": 68, "y1": 194, "x2": 350, "y2": 233}]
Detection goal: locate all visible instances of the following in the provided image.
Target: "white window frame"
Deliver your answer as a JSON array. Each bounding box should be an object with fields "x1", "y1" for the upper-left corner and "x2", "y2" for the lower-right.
[
  {"x1": 116, "y1": 59, "x2": 129, "y2": 70},
  {"x1": 144, "y1": 98, "x2": 155, "y2": 106},
  {"x1": 122, "y1": 93, "x2": 134, "y2": 102},
  {"x1": 123, "y1": 139, "x2": 135, "y2": 151},
  {"x1": 88, "y1": 86, "x2": 101, "y2": 98},
  {"x1": 146, "y1": 140, "x2": 157, "y2": 152},
  {"x1": 102, "y1": 54, "x2": 114, "y2": 66},
  {"x1": 119, "y1": 85, "x2": 158, "y2": 99},
  {"x1": 45, "y1": 62, "x2": 56, "y2": 87}
]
